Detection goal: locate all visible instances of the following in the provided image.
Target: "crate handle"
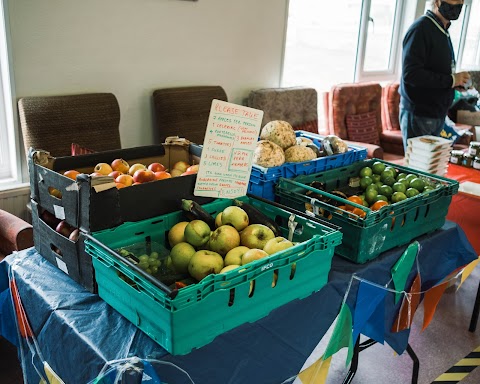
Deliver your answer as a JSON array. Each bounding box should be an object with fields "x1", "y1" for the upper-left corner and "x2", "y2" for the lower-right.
[{"x1": 84, "y1": 233, "x2": 177, "y2": 299}]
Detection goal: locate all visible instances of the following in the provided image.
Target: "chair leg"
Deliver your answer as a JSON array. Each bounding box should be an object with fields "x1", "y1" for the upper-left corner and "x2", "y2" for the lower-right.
[
  {"x1": 406, "y1": 344, "x2": 419, "y2": 384},
  {"x1": 469, "y1": 280, "x2": 480, "y2": 332}
]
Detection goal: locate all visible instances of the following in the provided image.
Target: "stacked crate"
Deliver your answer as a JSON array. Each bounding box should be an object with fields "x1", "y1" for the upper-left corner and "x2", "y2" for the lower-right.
[{"x1": 28, "y1": 143, "x2": 208, "y2": 293}]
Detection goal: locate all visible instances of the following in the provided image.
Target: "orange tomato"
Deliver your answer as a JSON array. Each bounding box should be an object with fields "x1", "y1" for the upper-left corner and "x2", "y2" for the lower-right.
[
  {"x1": 370, "y1": 200, "x2": 389, "y2": 211},
  {"x1": 346, "y1": 195, "x2": 363, "y2": 210},
  {"x1": 64, "y1": 170, "x2": 80, "y2": 180},
  {"x1": 336, "y1": 205, "x2": 348, "y2": 214}
]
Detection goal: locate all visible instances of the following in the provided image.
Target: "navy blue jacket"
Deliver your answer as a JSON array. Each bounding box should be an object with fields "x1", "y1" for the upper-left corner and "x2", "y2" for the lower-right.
[{"x1": 400, "y1": 10, "x2": 455, "y2": 118}]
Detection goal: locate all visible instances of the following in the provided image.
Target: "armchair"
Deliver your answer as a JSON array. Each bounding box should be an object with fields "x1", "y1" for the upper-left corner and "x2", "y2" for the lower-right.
[
  {"x1": 247, "y1": 87, "x2": 319, "y2": 132},
  {"x1": 0, "y1": 209, "x2": 33, "y2": 260},
  {"x1": 323, "y1": 82, "x2": 403, "y2": 161},
  {"x1": 18, "y1": 93, "x2": 121, "y2": 157},
  {"x1": 152, "y1": 86, "x2": 228, "y2": 145},
  {"x1": 380, "y1": 82, "x2": 404, "y2": 156}
]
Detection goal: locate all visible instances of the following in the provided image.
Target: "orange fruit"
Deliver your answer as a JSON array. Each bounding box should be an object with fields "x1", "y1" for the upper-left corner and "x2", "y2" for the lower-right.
[
  {"x1": 336, "y1": 205, "x2": 348, "y2": 214},
  {"x1": 370, "y1": 200, "x2": 389, "y2": 211},
  {"x1": 115, "y1": 182, "x2": 127, "y2": 189},
  {"x1": 346, "y1": 195, "x2": 363, "y2": 210},
  {"x1": 351, "y1": 207, "x2": 366, "y2": 218}
]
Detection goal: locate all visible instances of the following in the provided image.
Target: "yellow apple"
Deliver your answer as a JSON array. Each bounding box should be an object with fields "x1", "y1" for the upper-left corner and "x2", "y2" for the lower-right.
[
  {"x1": 221, "y1": 206, "x2": 249, "y2": 231},
  {"x1": 209, "y1": 225, "x2": 241, "y2": 256},
  {"x1": 215, "y1": 212, "x2": 223, "y2": 228},
  {"x1": 173, "y1": 161, "x2": 190, "y2": 173},
  {"x1": 188, "y1": 250, "x2": 224, "y2": 281},
  {"x1": 241, "y1": 248, "x2": 268, "y2": 265},
  {"x1": 184, "y1": 220, "x2": 211, "y2": 247},
  {"x1": 128, "y1": 163, "x2": 147, "y2": 176},
  {"x1": 240, "y1": 224, "x2": 275, "y2": 249},
  {"x1": 168, "y1": 221, "x2": 189, "y2": 247},
  {"x1": 224, "y1": 246, "x2": 250, "y2": 266},
  {"x1": 94, "y1": 163, "x2": 113, "y2": 175},
  {"x1": 170, "y1": 242, "x2": 196, "y2": 274},
  {"x1": 220, "y1": 265, "x2": 241, "y2": 274},
  {"x1": 263, "y1": 236, "x2": 294, "y2": 255}
]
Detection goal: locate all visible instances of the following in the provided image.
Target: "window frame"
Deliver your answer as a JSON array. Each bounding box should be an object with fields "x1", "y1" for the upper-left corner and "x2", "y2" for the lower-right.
[
  {"x1": 355, "y1": 0, "x2": 406, "y2": 82},
  {"x1": 0, "y1": 0, "x2": 23, "y2": 189}
]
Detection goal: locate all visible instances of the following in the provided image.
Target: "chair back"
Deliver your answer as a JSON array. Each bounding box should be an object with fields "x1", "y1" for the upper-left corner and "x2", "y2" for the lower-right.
[
  {"x1": 152, "y1": 86, "x2": 228, "y2": 145},
  {"x1": 247, "y1": 87, "x2": 318, "y2": 132},
  {"x1": 381, "y1": 82, "x2": 400, "y2": 131},
  {"x1": 18, "y1": 93, "x2": 121, "y2": 157},
  {"x1": 327, "y1": 82, "x2": 383, "y2": 140}
]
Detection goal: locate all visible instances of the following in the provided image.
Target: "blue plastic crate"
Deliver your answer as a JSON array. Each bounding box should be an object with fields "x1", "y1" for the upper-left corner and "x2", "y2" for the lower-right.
[{"x1": 248, "y1": 131, "x2": 367, "y2": 201}]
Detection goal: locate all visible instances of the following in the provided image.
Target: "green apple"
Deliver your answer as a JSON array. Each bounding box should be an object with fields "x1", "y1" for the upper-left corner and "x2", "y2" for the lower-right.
[
  {"x1": 209, "y1": 225, "x2": 240, "y2": 256},
  {"x1": 240, "y1": 224, "x2": 275, "y2": 249},
  {"x1": 221, "y1": 206, "x2": 249, "y2": 231},
  {"x1": 241, "y1": 248, "x2": 269, "y2": 265},
  {"x1": 220, "y1": 265, "x2": 241, "y2": 274},
  {"x1": 184, "y1": 220, "x2": 211, "y2": 247},
  {"x1": 168, "y1": 221, "x2": 189, "y2": 247},
  {"x1": 188, "y1": 250, "x2": 224, "y2": 281},
  {"x1": 170, "y1": 242, "x2": 196, "y2": 274},
  {"x1": 215, "y1": 212, "x2": 223, "y2": 228},
  {"x1": 224, "y1": 246, "x2": 250, "y2": 266},
  {"x1": 263, "y1": 236, "x2": 294, "y2": 255}
]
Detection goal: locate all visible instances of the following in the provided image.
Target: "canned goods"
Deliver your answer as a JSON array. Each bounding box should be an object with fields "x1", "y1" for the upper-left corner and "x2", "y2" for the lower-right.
[
  {"x1": 469, "y1": 141, "x2": 480, "y2": 157},
  {"x1": 463, "y1": 153, "x2": 475, "y2": 168},
  {"x1": 450, "y1": 149, "x2": 464, "y2": 164},
  {"x1": 474, "y1": 156, "x2": 480, "y2": 170}
]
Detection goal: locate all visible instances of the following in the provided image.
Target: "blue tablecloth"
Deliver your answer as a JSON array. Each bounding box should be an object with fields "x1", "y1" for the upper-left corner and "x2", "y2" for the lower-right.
[{"x1": 0, "y1": 221, "x2": 476, "y2": 384}]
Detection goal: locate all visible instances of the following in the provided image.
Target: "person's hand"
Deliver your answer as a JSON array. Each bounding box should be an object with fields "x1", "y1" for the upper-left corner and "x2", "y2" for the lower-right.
[{"x1": 453, "y1": 71, "x2": 471, "y2": 88}]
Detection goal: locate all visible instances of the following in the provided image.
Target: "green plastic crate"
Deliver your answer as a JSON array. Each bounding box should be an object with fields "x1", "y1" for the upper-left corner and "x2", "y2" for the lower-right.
[
  {"x1": 84, "y1": 196, "x2": 342, "y2": 355},
  {"x1": 276, "y1": 159, "x2": 459, "y2": 264}
]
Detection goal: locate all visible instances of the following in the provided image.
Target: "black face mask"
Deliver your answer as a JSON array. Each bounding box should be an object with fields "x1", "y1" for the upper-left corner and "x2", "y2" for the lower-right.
[{"x1": 438, "y1": 1, "x2": 463, "y2": 20}]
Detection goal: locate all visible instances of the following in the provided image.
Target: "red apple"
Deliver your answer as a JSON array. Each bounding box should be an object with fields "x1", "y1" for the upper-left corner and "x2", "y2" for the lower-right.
[
  {"x1": 154, "y1": 171, "x2": 172, "y2": 180},
  {"x1": 40, "y1": 210, "x2": 61, "y2": 229},
  {"x1": 90, "y1": 172, "x2": 103, "y2": 177},
  {"x1": 115, "y1": 174, "x2": 134, "y2": 186},
  {"x1": 111, "y1": 158, "x2": 130, "y2": 174},
  {"x1": 128, "y1": 163, "x2": 147, "y2": 176},
  {"x1": 56, "y1": 220, "x2": 74, "y2": 238},
  {"x1": 133, "y1": 169, "x2": 155, "y2": 183},
  {"x1": 186, "y1": 164, "x2": 199, "y2": 173},
  {"x1": 148, "y1": 162, "x2": 166, "y2": 173},
  {"x1": 115, "y1": 182, "x2": 127, "y2": 189},
  {"x1": 109, "y1": 171, "x2": 123, "y2": 179},
  {"x1": 69, "y1": 228, "x2": 80, "y2": 242}
]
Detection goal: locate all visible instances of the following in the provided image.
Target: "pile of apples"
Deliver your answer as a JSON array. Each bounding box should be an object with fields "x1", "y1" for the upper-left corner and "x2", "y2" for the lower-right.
[
  {"x1": 62, "y1": 158, "x2": 199, "y2": 189},
  {"x1": 40, "y1": 209, "x2": 80, "y2": 255},
  {"x1": 165, "y1": 206, "x2": 294, "y2": 283}
]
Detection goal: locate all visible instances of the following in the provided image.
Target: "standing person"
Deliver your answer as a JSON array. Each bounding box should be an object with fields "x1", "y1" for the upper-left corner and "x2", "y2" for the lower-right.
[{"x1": 399, "y1": 0, "x2": 471, "y2": 151}]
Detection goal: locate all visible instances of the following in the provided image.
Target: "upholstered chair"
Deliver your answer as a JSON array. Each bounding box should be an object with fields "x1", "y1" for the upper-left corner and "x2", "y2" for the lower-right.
[
  {"x1": 380, "y1": 82, "x2": 405, "y2": 156},
  {"x1": 247, "y1": 87, "x2": 319, "y2": 132},
  {"x1": 18, "y1": 93, "x2": 121, "y2": 157},
  {"x1": 0, "y1": 209, "x2": 33, "y2": 260},
  {"x1": 323, "y1": 82, "x2": 391, "y2": 160},
  {"x1": 152, "y1": 86, "x2": 228, "y2": 145}
]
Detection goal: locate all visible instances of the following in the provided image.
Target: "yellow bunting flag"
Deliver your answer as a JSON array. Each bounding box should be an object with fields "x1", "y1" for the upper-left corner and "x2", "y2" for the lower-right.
[
  {"x1": 43, "y1": 362, "x2": 65, "y2": 384},
  {"x1": 458, "y1": 258, "x2": 480, "y2": 290},
  {"x1": 297, "y1": 355, "x2": 332, "y2": 384},
  {"x1": 422, "y1": 281, "x2": 448, "y2": 331}
]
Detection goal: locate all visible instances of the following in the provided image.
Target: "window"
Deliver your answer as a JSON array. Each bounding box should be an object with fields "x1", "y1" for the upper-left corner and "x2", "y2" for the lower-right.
[{"x1": 0, "y1": 0, "x2": 19, "y2": 186}]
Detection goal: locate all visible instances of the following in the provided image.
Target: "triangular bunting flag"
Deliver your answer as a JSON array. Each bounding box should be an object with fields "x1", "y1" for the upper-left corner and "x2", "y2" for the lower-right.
[
  {"x1": 458, "y1": 258, "x2": 480, "y2": 290},
  {"x1": 44, "y1": 362, "x2": 65, "y2": 384},
  {"x1": 392, "y1": 274, "x2": 422, "y2": 333},
  {"x1": 422, "y1": 281, "x2": 449, "y2": 331},
  {"x1": 352, "y1": 280, "x2": 387, "y2": 343},
  {"x1": 324, "y1": 302, "x2": 354, "y2": 367},
  {"x1": 297, "y1": 355, "x2": 332, "y2": 384},
  {"x1": 361, "y1": 292, "x2": 386, "y2": 344},
  {"x1": 391, "y1": 242, "x2": 419, "y2": 304}
]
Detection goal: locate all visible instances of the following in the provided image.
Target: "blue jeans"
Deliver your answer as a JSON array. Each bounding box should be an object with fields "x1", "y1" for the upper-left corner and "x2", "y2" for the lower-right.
[{"x1": 399, "y1": 108, "x2": 445, "y2": 152}]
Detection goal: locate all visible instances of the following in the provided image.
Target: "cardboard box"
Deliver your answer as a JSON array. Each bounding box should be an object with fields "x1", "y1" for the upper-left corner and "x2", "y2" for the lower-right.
[
  {"x1": 457, "y1": 110, "x2": 480, "y2": 126},
  {"x1": 31, "y1": 200, "x2": 96, "y2": 293},
  {"x1": 28, "y1": 143, "x2": 212, "y2": 233}
]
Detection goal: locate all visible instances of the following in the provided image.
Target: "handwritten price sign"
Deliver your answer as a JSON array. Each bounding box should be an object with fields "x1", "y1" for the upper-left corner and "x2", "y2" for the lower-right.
[{"x1": 194, "y1": 100, "x2": 263, "y2": 198}]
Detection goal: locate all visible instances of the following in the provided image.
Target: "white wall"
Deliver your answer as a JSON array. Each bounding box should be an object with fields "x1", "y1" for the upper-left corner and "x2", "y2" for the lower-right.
[{"x1": 7, "y1": 0, "x2": 288, "y2": 148}]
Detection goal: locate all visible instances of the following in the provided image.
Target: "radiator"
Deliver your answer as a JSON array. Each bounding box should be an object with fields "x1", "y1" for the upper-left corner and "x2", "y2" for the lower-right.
[{"x1": 0, "y1": 186, "x2": 31, "y2": 223}]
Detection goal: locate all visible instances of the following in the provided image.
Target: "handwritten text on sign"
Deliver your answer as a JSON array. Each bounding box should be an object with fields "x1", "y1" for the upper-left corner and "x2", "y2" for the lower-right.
[{"x1": 194, "y1": 100, "x2": 263, "y2": 198}]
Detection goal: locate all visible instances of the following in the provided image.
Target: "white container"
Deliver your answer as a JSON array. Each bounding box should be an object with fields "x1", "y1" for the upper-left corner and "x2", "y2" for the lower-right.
[{"x1": 407, "y1": 135, "x2": 453, "y2": 152}]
